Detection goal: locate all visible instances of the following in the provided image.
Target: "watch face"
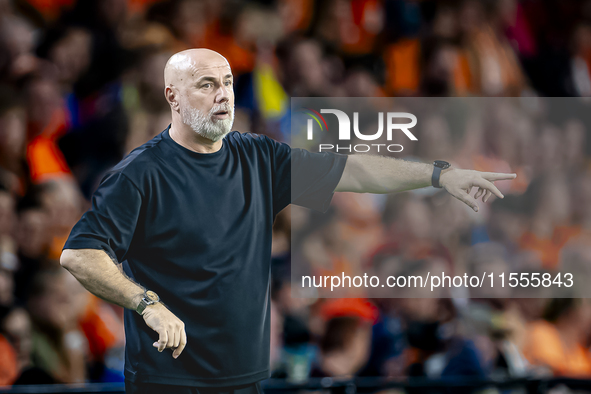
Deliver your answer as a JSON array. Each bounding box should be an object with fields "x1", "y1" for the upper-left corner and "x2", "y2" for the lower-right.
[
  {"x1": 145, "y1": 291, "x2": 159, "y2": 302},
  {"x1": 434, "y1": 160, "x2": 450, "y2": 169}
]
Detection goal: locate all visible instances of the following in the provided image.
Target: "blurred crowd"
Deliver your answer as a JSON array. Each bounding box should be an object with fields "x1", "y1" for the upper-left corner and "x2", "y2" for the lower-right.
[
  {"x1": 1, "y1": 0, "x2": 591, "y2": 389},
  {"x1": 277, "y1": 94, "x2": 591, "y2": 387}
]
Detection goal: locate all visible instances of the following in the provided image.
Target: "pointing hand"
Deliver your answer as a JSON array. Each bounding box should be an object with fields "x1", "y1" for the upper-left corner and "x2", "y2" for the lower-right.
[{"x1": 440, "y1": 169, "x2": 517, "y2": 212}]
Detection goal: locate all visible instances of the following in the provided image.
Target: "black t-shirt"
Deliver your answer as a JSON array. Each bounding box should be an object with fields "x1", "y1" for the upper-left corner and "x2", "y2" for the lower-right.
[{"x1": 63, "y1": 126, "x2": 347, "y2": 386}]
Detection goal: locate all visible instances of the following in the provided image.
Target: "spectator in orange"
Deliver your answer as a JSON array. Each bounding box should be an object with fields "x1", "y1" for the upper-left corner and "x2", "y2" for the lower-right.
[
  {"x1": 311, "y1": 298, "x2": 378, "y2": 378},
  {"x1": 25, "y1": 78, "x2": 72, "y2": 184},
  {"x1": 522, "y1": 298, "x2": 591, "y2": 377},
  {"x1": 459, "y1": 0, "x2": 527, "y2": 96},
  {"x1": 519, "y1": 174, "x2": 580, "y2": 270},
  {"x1": 0, "y1": 333, "x2": 19, "y2": 385}
]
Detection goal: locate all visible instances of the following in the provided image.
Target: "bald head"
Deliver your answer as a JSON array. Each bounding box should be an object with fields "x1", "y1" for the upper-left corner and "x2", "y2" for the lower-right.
[
  {"x1": 164, "y1": 48, "x2": 235, "y2": 144},
  {"x1": 164, "y1": 49, "x2": 230, "y2": 88}
]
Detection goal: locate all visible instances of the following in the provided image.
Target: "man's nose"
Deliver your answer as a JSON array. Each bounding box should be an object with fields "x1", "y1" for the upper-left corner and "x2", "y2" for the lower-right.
[{"x1": 216, "y1": 84, "x2": 231, "y2": 103}]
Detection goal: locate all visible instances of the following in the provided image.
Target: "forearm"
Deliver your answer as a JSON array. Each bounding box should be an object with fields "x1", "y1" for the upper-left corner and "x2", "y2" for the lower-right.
[
  {"x1": 335, "y1": 154, "x2": 517, "y2": 212},
  {"x1": 60, "y1": 248, "x2": 144, "y2": 311},
  {"x1": 335, "y1": 155, "x2": 436, "y2": 193}
]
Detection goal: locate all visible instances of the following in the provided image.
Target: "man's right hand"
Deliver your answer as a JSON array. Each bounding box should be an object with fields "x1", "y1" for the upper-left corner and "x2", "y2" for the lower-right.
[{"x1": 142, "y1": 303, "x2": 187, "y2": 359}]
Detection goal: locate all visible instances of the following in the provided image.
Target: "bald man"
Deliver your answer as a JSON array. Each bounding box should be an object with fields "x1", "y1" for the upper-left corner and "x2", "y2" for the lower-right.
[{"x1": 60, "y1": 49, "x2": 515, "y2": 393}]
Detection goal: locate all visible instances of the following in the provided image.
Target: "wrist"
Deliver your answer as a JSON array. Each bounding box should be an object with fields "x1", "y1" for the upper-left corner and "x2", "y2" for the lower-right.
[
  {"x1": 439, "y1": 167, "x2": 454, "y2": 187},
  {"x1": 136, "y1": 290, "x2": 160, "y2": 315},
  {"x1": 132, "y1": 292, "x2": 144, "y2": 312},
  {"x1": 432, "y1": 160, "x2": 452, "y2": 188},
  {"x1": 142, "y1": 302, "x2": 164, "y2": 316}
]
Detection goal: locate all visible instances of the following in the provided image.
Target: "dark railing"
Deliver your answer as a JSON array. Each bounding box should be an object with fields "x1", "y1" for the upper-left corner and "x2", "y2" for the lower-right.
[{"x1": 2, "y1": 377, "x2": 591, "y2": 394}]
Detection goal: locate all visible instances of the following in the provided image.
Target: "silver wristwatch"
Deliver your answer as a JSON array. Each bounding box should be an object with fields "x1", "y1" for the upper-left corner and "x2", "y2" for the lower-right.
[{"x1": 136, "y1": 290, "x2": 160, "y2": 315}]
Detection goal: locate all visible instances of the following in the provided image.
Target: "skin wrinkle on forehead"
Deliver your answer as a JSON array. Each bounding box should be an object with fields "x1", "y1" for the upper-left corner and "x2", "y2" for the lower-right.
[{"x1": 164, "y1": 49, "x2": 231, "y2": 88}]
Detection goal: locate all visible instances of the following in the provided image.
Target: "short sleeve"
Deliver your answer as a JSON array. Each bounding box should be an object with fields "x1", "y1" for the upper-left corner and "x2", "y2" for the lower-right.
[
  {"x1": 63, "y1": 172, "x2": 142, "y2": 263},
  {"x1": 268, "y1": 137, "x2": 348, "y2": 215}
]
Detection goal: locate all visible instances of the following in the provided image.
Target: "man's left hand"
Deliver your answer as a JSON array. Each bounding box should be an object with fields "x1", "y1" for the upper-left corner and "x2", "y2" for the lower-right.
[{"x1": 440, "y1": 169, "x2": 517, "y2": 212}]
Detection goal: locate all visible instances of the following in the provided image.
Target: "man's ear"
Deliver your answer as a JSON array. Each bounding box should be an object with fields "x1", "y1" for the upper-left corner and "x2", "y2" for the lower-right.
[{"x1": 165, "y1": 86, "x2": 180, "y2": 111}]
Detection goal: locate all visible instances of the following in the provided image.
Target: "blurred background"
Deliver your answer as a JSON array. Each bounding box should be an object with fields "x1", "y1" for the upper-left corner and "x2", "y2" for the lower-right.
[{"x1": 2, "y1": 0, "x2": 591, "y2": 391}]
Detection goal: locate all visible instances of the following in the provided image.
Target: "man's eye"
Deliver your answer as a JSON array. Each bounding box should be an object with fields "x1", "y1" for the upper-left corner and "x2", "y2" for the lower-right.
[
  {"x1": 225, "y1": 80, "x2": 233, "y2": 86},
  {"x1": 202, "y1": 83, "x2": 212, "y2": 88}
]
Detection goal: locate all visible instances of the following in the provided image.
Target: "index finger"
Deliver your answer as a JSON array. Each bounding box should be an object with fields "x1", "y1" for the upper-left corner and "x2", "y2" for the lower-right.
[
  {"x1": 173, "y1": 328, "x2": 187, "y2": 359},
  {"x1": 481, "y1": 172, "x2": 517, "y2": 181}
]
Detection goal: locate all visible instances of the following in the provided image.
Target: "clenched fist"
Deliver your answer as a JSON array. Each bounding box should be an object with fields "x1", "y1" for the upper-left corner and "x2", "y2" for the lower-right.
[{"x1": 142, "y1": 303, "x2": 187, "y2": 359}]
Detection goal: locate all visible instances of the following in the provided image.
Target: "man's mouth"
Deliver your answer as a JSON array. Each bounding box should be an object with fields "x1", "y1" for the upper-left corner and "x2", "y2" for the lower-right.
[{"x1": 212, "y1": 108, "x2": 231, "y2": 120}]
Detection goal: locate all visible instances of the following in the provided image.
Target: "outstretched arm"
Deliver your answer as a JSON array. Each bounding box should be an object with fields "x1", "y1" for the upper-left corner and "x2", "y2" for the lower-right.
[{"x1": 335, "y1": 155, "x2": 516, "y2": 212}]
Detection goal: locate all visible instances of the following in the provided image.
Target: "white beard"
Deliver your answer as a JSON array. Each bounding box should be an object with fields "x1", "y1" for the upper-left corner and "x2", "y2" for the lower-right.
[{"x1": 180, "y1": 103, "x2": 235, "y2": 142}]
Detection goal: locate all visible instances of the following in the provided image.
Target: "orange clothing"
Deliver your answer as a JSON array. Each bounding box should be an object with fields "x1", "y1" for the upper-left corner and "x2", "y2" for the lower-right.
[
  {"x1": 523, "y1": 320, "x2": 591, "y2": 377},
  {"x1": 0, "y1": 334, "x2": 19, "y2": 385},
  {"x1": 26, "y1": 135, "x2": 71, "y2": 182},
  {"x1": 202, "y1": 25, "x2": 255, "y2": 76},
  {"x1": 452, "y1": 50, "x2": 474, "y2": 95},
  {"x1": 80, "y1": 296, "x2": 124, "y2": 361},
  {"x1": 127, "y1": 0, "x2": 165, "y2": 15},
  {"x1": 339, "y1": 0, "x2": 383, "y2": 56},
  {"x1": 24, "y1": 0, "x2": 74, "y2": 20},
  {"x1": 48, "y1": 234, "x2": 70, "y2": 261},
  {"x1": 384, "y1": 38, "x2": 421, "y2": 95},
  {"x1": 315, "y1": 254, "x2": 357, "y2": 283},
  {"x1": 319, "y1": 298, "x2": 379, "y2": 323},
  {"x1": 465, "y1": 25, "x2": 526, "y2": 96},
  {"x1": 519, "y1": 225, "x2": 582, "y2": 270},
  {"x1": 26, "y1": 109, "x2": 71, "y2": 183}
]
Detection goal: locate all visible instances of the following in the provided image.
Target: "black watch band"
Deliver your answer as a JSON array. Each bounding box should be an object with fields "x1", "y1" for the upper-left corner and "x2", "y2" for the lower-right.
[{"x1": 432, "y1": 160, "x2": 451, "y2": 188}]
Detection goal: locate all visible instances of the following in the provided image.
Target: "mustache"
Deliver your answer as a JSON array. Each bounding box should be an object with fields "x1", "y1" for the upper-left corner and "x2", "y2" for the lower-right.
[{"x1": 210, "y1": 103, "x2": 233, "y2": 115}]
